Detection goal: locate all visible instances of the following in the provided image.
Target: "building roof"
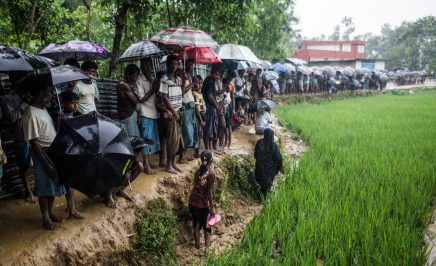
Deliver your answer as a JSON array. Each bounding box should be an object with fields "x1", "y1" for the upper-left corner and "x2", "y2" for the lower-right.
[{"x1": 303, "y1": 40, "x2": 367, "y2": 46}]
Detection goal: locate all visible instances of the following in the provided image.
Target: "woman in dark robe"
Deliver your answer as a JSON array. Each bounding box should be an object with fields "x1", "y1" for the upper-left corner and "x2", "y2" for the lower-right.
[{"x1": 254, "y1": 128, "x2": 282, "y2": 196}]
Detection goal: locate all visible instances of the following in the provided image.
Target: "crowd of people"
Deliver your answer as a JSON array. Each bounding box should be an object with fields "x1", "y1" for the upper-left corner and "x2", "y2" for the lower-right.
[
  {"x1": 0, "y1": 52, "x2": 282, "y2": 251},
  {"x1": 271, "y1": 66, "x2": 428, "y2": 95}
]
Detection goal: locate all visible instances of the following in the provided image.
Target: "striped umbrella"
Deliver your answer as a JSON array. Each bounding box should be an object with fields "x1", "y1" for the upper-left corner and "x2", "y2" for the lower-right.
[
  {"x1": 40, "y1": 40, "x2": 112, "y2": 61},
  {"x1": 118, "y1": 41, "x2": 171, "y2": 63},
  {"x1": 150, "y1": 26, "x2": 219, "y2": 48},
  {"x1": 0, "y1": 45, "x2": 57, "y2": 71}
]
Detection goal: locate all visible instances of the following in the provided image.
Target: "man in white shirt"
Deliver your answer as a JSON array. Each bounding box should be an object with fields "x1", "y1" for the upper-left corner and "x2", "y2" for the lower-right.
[
  {"x1": 136, "y1": 58, "x2": 160, "y2": 175},
  {"x1": 73, "y1": 61, "x2": 100, "y2": 114},
  {"x1": 21, "y1": 73, "x2": 66, "y2": 230}
]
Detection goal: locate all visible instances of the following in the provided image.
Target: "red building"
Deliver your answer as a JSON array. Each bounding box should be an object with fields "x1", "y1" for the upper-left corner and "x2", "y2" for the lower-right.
[{"x1": 295, "y1": 40, "x2": 367, "y2": 62}]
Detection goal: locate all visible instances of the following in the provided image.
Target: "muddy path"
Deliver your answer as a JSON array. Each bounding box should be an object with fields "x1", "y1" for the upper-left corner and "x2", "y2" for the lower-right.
[{"x1": 0, "y1": 117, "x2": 305, "y2": 265}]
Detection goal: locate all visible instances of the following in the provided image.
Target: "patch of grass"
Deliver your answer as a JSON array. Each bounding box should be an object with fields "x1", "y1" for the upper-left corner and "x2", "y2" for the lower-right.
[
  {"x1": 133, "y1": 198, "x2": 179, "y2": 265},
  {"x1": 220, "y1": 155, "x2": 262, "y2": 202},
  {"x1": 208, "y1": 90, "x2": 436, "y2": 265}
]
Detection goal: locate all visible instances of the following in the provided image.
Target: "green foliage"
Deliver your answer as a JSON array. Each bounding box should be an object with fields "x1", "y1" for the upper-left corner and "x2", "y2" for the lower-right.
[
  {"x1": 207, "y1": 90, "x2": 436, "y2": 264},
  {"x1": 0, "y1": 0, "x2": 297, "y2": 73},
  {"x1": 133, "y1": 198, "x2": 179, "y2": 265},
  {"x1": 356, "y1": 16, "x2": 436, "y2": 70},
  {"x1": 220, "y1": 155, "x2": 261, "y2": 202}
]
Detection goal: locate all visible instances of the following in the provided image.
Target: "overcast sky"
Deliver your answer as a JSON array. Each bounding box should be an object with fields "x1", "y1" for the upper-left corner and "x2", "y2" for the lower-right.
[{"x1": 294, "y1": 0, "x2": 436, "y2": 38}]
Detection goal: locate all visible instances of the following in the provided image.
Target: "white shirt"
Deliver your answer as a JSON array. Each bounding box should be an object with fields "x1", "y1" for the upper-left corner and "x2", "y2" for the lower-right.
[
  {"x1": 22, "y1": 106, "x2": 57, "y2": 148},
  {"x1": 159, "y1": 74, "x2": 183, "y2": 117},
  {"x1": 73, "y1": 80, "x2": 99, "y2": 114},
  {"x1": 182, "y1": 79, "x2": 195, "y2": 104},
  {"x1": 255, "y1": 111, "x2": 272, "y2": 133},
  {"x1": 233, "y1": 76, "x2": 246, "y2": 97},
  {"x1": 136, "y1": 73, "x2": 157, "y2": 119}
]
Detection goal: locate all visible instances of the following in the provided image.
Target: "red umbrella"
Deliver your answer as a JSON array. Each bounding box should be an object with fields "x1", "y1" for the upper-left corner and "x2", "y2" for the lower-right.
[
  {"x1": 150, "y1": 26, "x2": 219, "y2": 48},
  {"x1": 178, "y1": 46, "x2": 221, "y2": 64}
]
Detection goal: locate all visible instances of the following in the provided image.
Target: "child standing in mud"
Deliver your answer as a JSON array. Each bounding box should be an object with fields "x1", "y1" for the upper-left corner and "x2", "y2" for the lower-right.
[{"x1": 188, "y1": 150, "x2": 215, "y2": 251}]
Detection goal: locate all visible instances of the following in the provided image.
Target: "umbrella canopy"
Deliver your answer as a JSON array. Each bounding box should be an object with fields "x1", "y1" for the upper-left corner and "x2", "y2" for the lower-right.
[
  {"x1": 215, "y1": 44, "x2": 261, "y2": 63},
  {"x1": 16, "y1": 65, "x2": 89, "y2": 90},
  {"x1": 321, "y1": 66, "x2": 335, "y2": 77},
  {"x1": 40, "y1": 41, "x2": 112, "y2": 61},
  {"x1": 260, "y1": 60, "x2": 272, "y2": 70},
  {"x1": 178, "y1": 46, "x2": 221, "y2": 64},
  {"x1": 343, "y1": 67, "x2": 354, "y2": 77},
  {"x1": 236, "y1": 61, "x2": 249, "y2": 70},
  {"x1": 265, "y1": 71, "x2": 279, "y2": 81},
  {"x1": 285, "y1": 58, "x2": 308, "y2": 66},
  {"x1": 298, "y1": 65, "x2": 311, "y2": 75},
  {"x1": 272, "y1": 63, "x2": 288, "y2": 75},
  {"x1": 150, "y1": 26, "x2": 219, "y2": 48},
  {"x1": 49, "y1": 65, "x2": 90, "y2": 85},
  {"x1": 284, "y1": 63, "x2": 296, "y2": 73},
  {"x1": 0, "y1": 45, "x2": 57, "y2": 72},
  {"x1": 257, "y1": 99, "x2": 276, "y2": 112},
  {"x1": 314, "y1": 69, "x2": 323, "y2": 76},
  {"x1": 47, "y1": 111, "x2": 135, "y2": 198},
  {"x1": 118, "y1": 40, "x2": 171, "y2": 63}
]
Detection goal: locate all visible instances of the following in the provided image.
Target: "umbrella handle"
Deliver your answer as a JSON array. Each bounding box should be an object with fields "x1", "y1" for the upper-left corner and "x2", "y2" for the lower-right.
[{"x1": 54, "y1": 86, "x2": 62, "y2": 114}]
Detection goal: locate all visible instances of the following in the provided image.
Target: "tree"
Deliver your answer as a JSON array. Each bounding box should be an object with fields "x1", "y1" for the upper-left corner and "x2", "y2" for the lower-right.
[
  {"x1": 341, "y1": 16, "x2": 355, "y2": 40},
  {"x1": 329, "y1": 25, "x2": 340, "y2": 40}
]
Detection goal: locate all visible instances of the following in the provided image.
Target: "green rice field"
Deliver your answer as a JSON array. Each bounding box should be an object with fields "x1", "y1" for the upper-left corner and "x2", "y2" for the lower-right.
[{"x1": 209, "y1": 90, "x2": 436, "y2": 265}]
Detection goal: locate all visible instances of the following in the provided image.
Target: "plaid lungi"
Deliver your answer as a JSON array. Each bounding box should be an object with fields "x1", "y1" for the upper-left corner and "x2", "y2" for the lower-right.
[{"x1": 139, "y1": 117, "x2": 161, "y2": 155}]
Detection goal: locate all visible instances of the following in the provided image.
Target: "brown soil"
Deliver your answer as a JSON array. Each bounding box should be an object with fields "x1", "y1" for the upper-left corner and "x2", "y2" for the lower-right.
[{"x1": 0, "y1": 117, "x2": 306, "y2": 265}]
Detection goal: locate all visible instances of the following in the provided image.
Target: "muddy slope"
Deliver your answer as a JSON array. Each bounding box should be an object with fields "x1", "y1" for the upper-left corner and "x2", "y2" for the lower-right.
[{"x1": 0, "y1": 119, "x2": 305, "y2": 266}]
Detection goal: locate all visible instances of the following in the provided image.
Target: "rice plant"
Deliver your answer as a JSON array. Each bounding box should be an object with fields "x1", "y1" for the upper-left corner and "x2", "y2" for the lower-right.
[{"x1": 207, "y1": 90, "x2": 436, "y2": 265}]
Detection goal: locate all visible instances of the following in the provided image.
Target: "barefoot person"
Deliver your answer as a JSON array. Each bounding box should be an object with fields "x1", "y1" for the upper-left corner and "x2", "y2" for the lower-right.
[
  {"x1": 117, "y1": 64, "x2": 140, "y2": 137},
  {"x1": 2, "y1": 71, "x2": 35, "y2": 203},
  {"x1": 202, "y1": 64, "x2": 222, "y2": 154},
  {"x1": 58, "y1": 91, "x2": 85, "y2": 219},
  {"x1": 22, "y1": 74, "x2": 66, "y2": 230},
  {"x1": 254, "y1": 128, "x2": 282, "y2": 197},
  {"x1": 160, "y1": 54, "x2": 184, "y2": 174},
  {"x1": 136, "y1": 59, "x2": 160, "y2": 175},
  {"x1": 189, "y1": 150, "x2": 215, "y2": 251},
  {"x1": 179, "y1": 60, "x2": 199, "y2": 164}
]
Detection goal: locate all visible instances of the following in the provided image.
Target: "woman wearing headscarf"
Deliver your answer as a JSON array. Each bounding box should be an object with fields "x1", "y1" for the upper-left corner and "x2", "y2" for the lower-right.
[
  {"x1": 254, "y1": 128, "x2": 282, "y2": 197},
  {"x1": 188, "y1": 150, "x2": 215, "y2": 250}
]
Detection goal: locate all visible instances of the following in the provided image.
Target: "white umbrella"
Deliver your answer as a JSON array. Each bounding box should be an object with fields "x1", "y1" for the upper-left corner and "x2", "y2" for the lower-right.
[
  {"x1": 237, "y1": 61, "x2": 249, "y2": 70},
  {"x1": 215, "y1": 43, "x2": 261, "y2": 63}
]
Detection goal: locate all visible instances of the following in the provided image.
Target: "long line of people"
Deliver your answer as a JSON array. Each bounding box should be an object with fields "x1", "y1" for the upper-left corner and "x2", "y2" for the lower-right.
[{"x1": 271, "y1": 66, "x2": 428, "y2": 95}]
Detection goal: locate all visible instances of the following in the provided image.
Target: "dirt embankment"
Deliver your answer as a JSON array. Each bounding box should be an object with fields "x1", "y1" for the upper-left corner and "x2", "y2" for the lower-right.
[{"x1": 0, "y1": 118, "x2": 305, "y2": 265}]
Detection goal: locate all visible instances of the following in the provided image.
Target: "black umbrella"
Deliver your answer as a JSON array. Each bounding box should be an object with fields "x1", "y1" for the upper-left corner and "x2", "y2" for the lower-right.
[
  {"x1": 0, "y1": 45, "x2": 57, "y2": 72},
  {"x1": 47, "y1": 111, "x2": 135, "y2": 198}
]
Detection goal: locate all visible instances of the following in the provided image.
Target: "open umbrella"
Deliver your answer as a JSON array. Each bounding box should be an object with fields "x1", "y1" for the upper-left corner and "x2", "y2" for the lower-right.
[
  {"x1": 40, "y1": 40, "x2": 112, "y2": 61},
  {"x1": 47, "y1": 111, "x2": 135, "y2": 198},
  {"x1": 150, "y1": 26, "x2": 219, "y2": 48},
  {"x1": 0, "y1": 45, "x2": 57, "y2": 71},
  {"x1": 178, "y1": 46, "x2": 221, "y2": 64},
  {"x1": 285, "y1": 58, "x2": 308, "y2": 66},
  {"x1": 343, "y1": 67, "x2": 354, "y2": 77},
  {"x1": 272, "y1": 63, "x2": 288, "y2": 75},
  {"x1": 321, "y1": 66, "x2": 335, "y2": 77},
  {"x1": 265, "y1": 71, "x2": 279, "y2": 81},
  {"x1": 257, "y1": 99, "x2": 276, "y2": 112},
  {"x1": 260, "y1": 60, "x2": 272, "y2": 70},
  {"x1": 215, "y1": 44, "x2": 261, "y2": 63},
  {"x1": 298, "y1": 65, "x2": 311, "y2": 75},
  {"x1": 118, "y1": 40, "x2": 171, "y2": 63},
  {"x1": 236, "y1": 61, "x2": 249, "y2": 70},
  {"x1": 284, "y1": 63, "x2": 296, "y2": 73}
]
